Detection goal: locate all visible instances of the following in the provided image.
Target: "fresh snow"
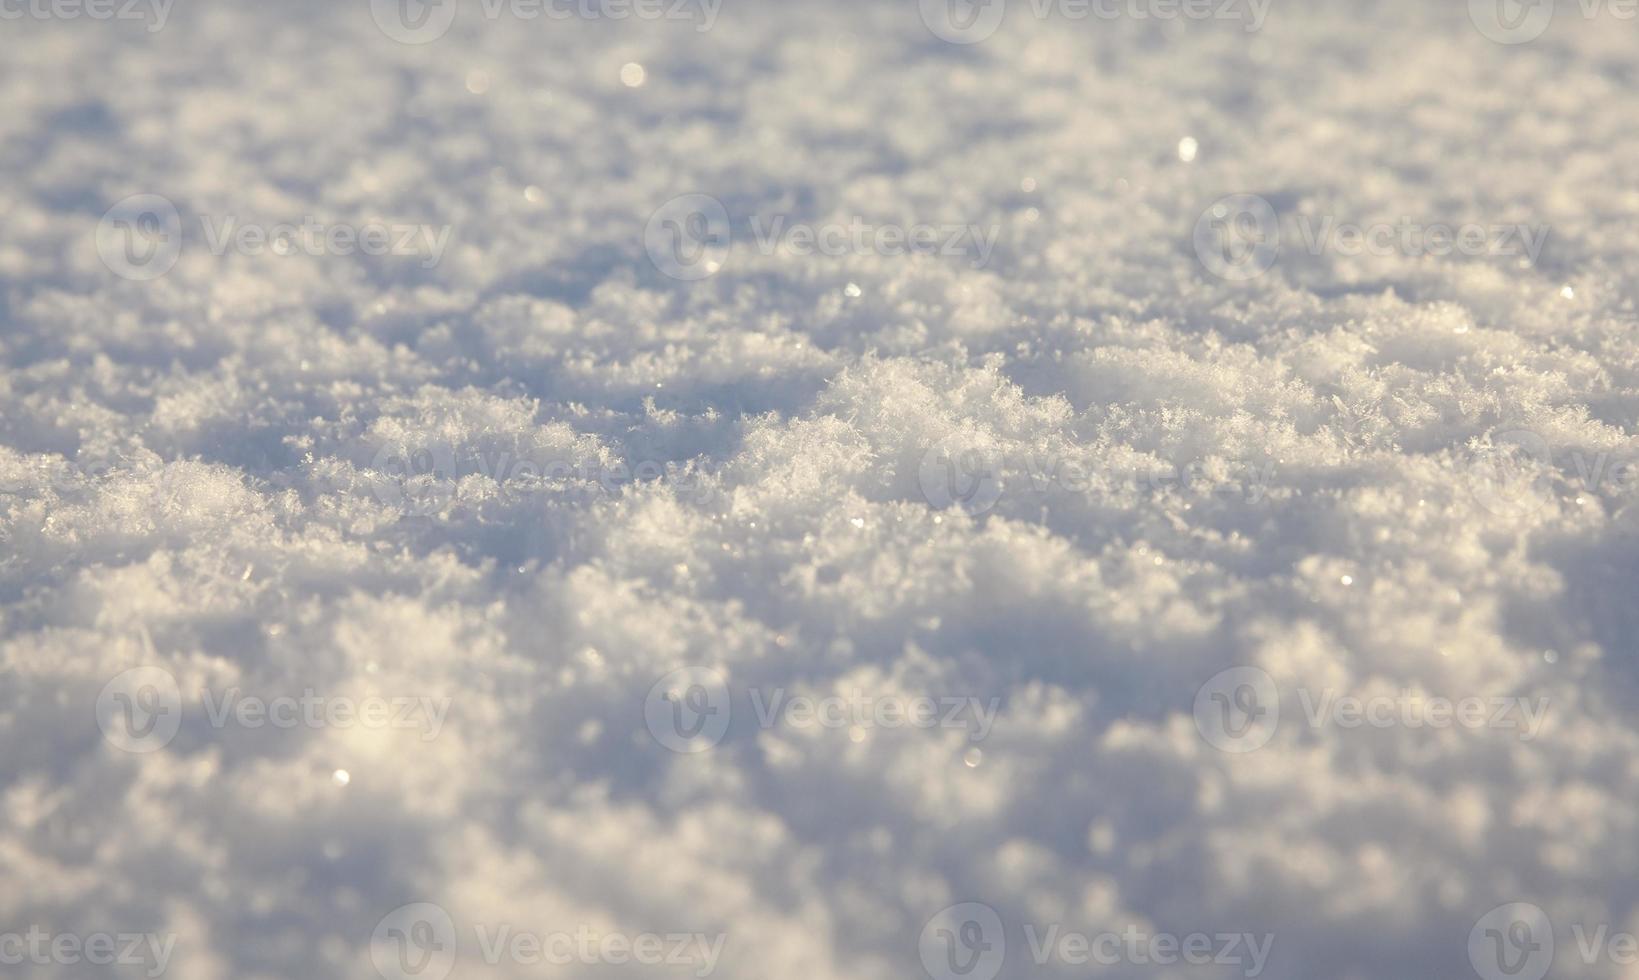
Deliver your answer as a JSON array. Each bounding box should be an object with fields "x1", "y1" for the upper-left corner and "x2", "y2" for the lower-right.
[{"x1": 2, "y1": 2, "x2": 1638, "y2": 979}]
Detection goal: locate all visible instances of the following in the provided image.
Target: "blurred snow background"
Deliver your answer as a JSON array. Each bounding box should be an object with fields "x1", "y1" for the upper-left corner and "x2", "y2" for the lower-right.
[{"x1": 3, "y1": 0, "x2": 1639, "y2": 978}]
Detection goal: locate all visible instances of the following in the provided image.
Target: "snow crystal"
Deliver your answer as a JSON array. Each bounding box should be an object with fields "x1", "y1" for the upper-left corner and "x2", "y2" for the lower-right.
[{"x1": 2, "y1": 2, "x2": 1637, "y2": 980}]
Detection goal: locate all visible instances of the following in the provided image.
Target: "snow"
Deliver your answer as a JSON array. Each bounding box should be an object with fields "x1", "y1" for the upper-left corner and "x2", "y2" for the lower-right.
[{"x1": 3, "y1": 1, "x2": 1639, "y2": 979}]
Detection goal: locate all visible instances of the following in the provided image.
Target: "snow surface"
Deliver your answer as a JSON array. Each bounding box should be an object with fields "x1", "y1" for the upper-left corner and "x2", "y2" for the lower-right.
[{"x1": 4, "y1": 1, "x2": 1639, "y2": 978}]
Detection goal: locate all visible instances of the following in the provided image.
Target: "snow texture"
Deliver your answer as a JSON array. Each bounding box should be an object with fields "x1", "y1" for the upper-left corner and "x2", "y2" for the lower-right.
[{"x1": 3, "y1": 1, "x2": 1639, "y2": 979}]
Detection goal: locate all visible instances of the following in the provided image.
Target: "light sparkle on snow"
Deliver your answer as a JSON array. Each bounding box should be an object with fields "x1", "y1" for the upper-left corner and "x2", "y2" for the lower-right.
[{"x1": 10, "y1": 6, "x2": 1634, "y2": 980}]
